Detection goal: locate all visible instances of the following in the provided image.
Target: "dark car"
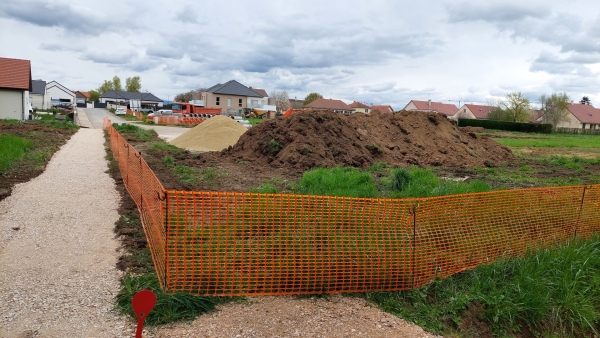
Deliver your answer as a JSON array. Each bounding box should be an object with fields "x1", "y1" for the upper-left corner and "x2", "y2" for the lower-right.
[{"x1": 53, "y1": 103, "x2": 73, "y2": 109}]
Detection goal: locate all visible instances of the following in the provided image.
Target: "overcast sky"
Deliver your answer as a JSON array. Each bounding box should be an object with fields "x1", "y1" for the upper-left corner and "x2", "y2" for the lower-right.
[{"x1": 1, "y1": 0, "x2": 599, "y2": 109}]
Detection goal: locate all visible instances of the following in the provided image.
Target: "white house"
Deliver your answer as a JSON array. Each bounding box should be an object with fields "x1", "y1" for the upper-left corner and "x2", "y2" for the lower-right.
[
  {"x1": 46, "y1": 80, "x2": 75, "y2": 106},
  {"x1": 0, "y1": 57, "x2": 32, "y2": 120}
]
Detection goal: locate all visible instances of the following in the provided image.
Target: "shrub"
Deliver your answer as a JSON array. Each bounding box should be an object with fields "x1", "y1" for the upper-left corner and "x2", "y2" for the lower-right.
[{"x1": 458, "y1": 119, "x2": 552, "y2": 134}]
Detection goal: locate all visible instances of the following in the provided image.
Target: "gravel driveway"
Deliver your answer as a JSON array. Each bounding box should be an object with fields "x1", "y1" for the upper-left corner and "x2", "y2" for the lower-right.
[{"x1": 0, "y1": 129, "x2": 130, "y2": 337}]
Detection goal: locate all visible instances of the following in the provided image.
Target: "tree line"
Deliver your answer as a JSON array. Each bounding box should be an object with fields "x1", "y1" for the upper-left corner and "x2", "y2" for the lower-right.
[{"x1": 88, "y1": 76, "x2": 142, "y2": 102}]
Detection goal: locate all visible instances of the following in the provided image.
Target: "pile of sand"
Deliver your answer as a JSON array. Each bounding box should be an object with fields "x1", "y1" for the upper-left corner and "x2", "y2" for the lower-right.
[{"x1": 170, "y1": 116, "x2": 248, "y2": 151}]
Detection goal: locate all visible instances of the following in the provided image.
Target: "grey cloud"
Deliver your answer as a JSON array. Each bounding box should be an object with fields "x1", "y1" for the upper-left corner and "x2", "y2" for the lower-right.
[
  {"x1": 146, "y1": 45, "x2": 185, "y2": 60},
  {"x1": 39, "y1": 43, "x2": 79, "y2": 52},
  {"x1": 0, "y1": 0, "x2": 114, "y2": 35},
  {"x1": 530, "y1": 51, "x2": 597, "y2": 76},
  {"x1": 174, "y1": 4, "x2": 199, "y2": 24},
  {"x1": 83, "y1": 51, "x2": 137, "y2": 65},
  {"x1": 341, "y1": 69, "x2": 355, "y2": 75},
  {"x1": 446, "y1": 2, "x2": 550, "y2": 23}
]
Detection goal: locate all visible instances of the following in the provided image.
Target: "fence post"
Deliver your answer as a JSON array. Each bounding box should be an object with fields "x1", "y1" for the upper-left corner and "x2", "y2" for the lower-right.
[
  {"x1": 411, "y1": 202, "x2": 418, "y2": 289},
  {"x1": 574, "y1": 186, "x2": 590, "y2": 239}
]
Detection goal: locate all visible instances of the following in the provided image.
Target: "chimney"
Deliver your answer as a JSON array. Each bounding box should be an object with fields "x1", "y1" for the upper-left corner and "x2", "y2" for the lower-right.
[{"x1": 428, "y1": 99, "x2": 431, "y2": 110}]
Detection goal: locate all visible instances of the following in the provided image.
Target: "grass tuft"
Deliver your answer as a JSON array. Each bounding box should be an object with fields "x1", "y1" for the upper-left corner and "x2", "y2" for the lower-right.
[{"x1": 0, "y1": 134, "x2": 34, "y2": 172}]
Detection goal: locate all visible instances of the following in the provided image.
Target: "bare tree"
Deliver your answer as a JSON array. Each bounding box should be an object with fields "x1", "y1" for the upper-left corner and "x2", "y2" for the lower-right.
[
  {"x1": 540, "y1": 92, "x2": 570, "y2": 130},
  {"x1": 271, "y1": 90, "x2": 290, "y2": 113},
  {"x1": 174, "y1": 88, "x2": 206, "y2": 102}
]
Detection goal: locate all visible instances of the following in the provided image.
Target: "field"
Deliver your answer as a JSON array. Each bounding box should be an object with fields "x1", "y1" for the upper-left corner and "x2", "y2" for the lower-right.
[
  {"x1": 107, "y1": 114, "x2": 600, "y2": 337},
  {"x1": 0, "y1": 119, "x2": 78, "y2": 201}
]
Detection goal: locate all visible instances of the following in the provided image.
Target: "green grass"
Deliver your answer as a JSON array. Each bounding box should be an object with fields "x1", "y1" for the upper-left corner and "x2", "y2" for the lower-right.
[
  {"x1": 0, "y1": 134, "x2": 34, "y2": 172},
  {"x1": 246, "y1": 118, "x2": 264, "y2": 126},
  {"x1": 116, "y1": 273, "x2": 223, "y2": 325},
  {"x1": 367, "y1": 235, "x2": 600, "y2": 337},
  {"x1": 384, "y1": 167, "x2": 490, "y2": 198},
  {"x1": 294, "y1": 167, "x2": 378, "y2": 198},
  {"x1": 493, "y1": 133, "x2": 600, "y2": 148},
  {"x1": 149, "y1": 141, "x2": 183, "y2": 152},
  {"x1": 112, "y1": 123, "x2": 156, "y2": 141}
]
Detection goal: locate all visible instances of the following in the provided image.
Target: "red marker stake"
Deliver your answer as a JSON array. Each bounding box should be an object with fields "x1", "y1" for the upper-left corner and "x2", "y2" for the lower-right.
[{"x1": 132, "y1": 290, "x2": 157, "y2": 338}]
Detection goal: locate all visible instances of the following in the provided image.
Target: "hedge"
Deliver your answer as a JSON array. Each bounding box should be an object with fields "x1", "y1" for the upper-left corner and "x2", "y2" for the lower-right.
[{"x1": 458, "y1": 119, "x2": 552, "y2": 134}]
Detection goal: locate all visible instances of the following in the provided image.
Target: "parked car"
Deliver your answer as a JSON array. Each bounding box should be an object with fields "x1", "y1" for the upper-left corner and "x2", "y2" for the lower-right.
[
  {"x1": 115, "y1": 107, "x2": 127, "y2": 115},
  {"x1": 53, "y1": 102, "x2": 73, "y2": 109},
  {"x1": 138, "y1": 107, "x2": 155, "y2": 114}
]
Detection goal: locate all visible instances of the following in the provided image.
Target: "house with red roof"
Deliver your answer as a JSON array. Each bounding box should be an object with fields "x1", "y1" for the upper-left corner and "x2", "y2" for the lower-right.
[
  {"x1": 0, "y1": 57, "x2": 32, "y2": 120},
  {"x1": 554, "y1": 104, "x2": 600, "y2": 130},
  {"x1": 370, "y1": 105, "x2": 394, "y2": 114},
  {"x1": 304, "y1": 98, "x2": 355, "y2": 114},
  {"x1": 402, "y1": 100, "x2": 458, "y2": 118},
  {"x1": 73, "y1": 90, "x2": 90, "y2": 103},
  {"x1": 453, "y1": 104, "x2": 497, "y2": 120},
  {"x1": 349, "y1": 101, "x2": 370, "y2": 114}
]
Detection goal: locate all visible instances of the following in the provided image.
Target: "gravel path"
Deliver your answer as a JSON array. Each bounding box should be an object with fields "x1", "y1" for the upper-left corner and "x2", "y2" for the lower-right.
[{"x1": 0, "y1": 129, "x2": 130, "y2": 338}]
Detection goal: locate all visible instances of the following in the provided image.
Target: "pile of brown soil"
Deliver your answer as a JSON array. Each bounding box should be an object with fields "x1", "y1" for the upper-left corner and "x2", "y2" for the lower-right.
[
  {"x1": 222, "y1": 110, "x2": 517, "y2": 170},
  {"x1": 170, "y1": 116, "x2": 247, "y2": 152}
]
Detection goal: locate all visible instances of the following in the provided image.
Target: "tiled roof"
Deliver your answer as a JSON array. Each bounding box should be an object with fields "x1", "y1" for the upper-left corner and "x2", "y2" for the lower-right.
[
  {"x1": 206, "y1": 80, "x2": 263, "y2": 97},
  {"x1": 73, "y1": 91, "x2": 90, "y2": 98},
  {"x1": 100, "y1": 90, "x2": 162, "y2": 102},
  {"x1": 304, "y1": 98, "x2": 354, "y2": 110},
  {"x1": 463, "y1": 104, "x2": 497, "y2": 119},
  {"x1": 249, "y1": 87, "x2": 269, "y2": 97},
  {"x1": 32, "y1": 80, "x2": 46, "y2": 94},
  {"x1": 370, "y1": 105, "x2": 394, "y2": 113},
  {"x1": 0, "y1": 57, "x2": 31, "y2": 90},
  {"x1": 408, "y1": 100, "x2": 458, "y2": 116},
  {"x1": 567, "y1": 104, "x2": 600, "y2": 124},
  {"x1": 349, "y1": 101, "x2": 369, "y2": 109}
]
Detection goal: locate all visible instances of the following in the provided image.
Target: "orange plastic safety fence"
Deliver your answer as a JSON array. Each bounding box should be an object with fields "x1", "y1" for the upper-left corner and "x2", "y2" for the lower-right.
[
  {"x1": 103, "y1": 119, "x2": 168, "y2": 288},
  {"x1": 104, "y1": 120, "x2": 600, "y2": 297},
  {"x1": 153, "y1": 116, "x2": 206, "y2": 126}
]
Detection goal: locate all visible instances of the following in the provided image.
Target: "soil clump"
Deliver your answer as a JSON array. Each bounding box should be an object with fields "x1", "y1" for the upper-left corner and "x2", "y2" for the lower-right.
[
  {"x1": 223, "y1": 110, "x2": 517, "y2": 170},
  {"x1": 170, "y1": 115, "x2": 247, "y2": 152}
]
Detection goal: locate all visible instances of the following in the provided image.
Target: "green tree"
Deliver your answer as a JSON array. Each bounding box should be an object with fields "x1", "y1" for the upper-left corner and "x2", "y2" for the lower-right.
[
  {"x1": 303, "y1": 92, "x2": 323, "y2": 106},
  {"x1": 112, "y1": 76, "x2": 123, "y2": 91},
  {"x1": 580, "y1": 96, "x2": 592, "y2": 105},
  {"x1": 540, "y1": 92, "x2": 570, "y2": 130},
  {"x1": 498, "y1": 91, "x2": 531, "y2": 122},
  {"x1": 88, "y1": 90, "x2": 100, "y2": 102},
  {"x1": 97, "y1": 80, "x2": 114, "y2": 95},
  {"x1": 125, "y1": 76, "x2": 141, "y2": 92}
]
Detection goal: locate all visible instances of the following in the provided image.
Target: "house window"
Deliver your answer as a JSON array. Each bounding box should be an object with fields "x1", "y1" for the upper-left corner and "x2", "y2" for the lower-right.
[
  {"x1": 239, "y1": 98, "x2": 243, "y2": 107},
  {"x1": 582, "y1": 123, "x2": 586, "y2": 129},
  {"x1": 216, "y1": 97, "x2": 220, "y2": 106},
  {"x1": 227, "y1": 98, "x2": 231, "y2": 107}
]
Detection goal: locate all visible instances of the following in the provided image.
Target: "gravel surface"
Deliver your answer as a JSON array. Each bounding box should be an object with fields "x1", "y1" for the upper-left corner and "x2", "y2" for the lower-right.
[
  {"x1": 150, "y1": 296, "x2": 442, "y2": 338},
  {"x1": 0, "y1": 129, "x2": 131, "y2": 338}
]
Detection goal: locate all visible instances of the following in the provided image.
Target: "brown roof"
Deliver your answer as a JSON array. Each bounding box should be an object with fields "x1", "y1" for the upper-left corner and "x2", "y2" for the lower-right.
[
  {"x1": 73, "y1": 90, "x2": 90, "y2": 98},
  {"x1": 463, "y1": 104, "x2": 497, "y2": 119},
  {"x1": 370, "y1": 105, "x2": 394, "y2": 113},
  {"x1": 567, "y1": 103, "x2": 600, "y2": 124},
  {"x1": 349, "y1": 101, "x2": 369, "y2": 109},
  {"x1": 249, "y1": 87, "x2": 268, "y2": 98},
  {"x1": 409, "y1": 100, "x2": 458, "y2": 116},
  {"x1": 304, "y1": 98, "x2": 354, "y2": 110},
  {"x1": 0, "y1": 57, "x2": 31, "y2": 90}
]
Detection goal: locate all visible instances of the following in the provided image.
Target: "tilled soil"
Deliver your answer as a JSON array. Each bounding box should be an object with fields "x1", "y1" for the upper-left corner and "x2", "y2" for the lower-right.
[{"x1": 224, "y1": 110, "x2": 517, "y2": 170}]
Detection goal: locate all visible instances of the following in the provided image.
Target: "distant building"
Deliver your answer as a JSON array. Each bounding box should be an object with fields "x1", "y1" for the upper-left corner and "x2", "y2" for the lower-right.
[
  {"x1": 551, "y1": 104, "x2": 600, "y2": 130},
  {"x1": 370, "y1": 105, "x2": 394, "y2": 114},
  {"x1": 0, "y1": 57, "x2": 32, "y2": 120},
  {"x1": 349, "y1": 101, "x2": 370, "y2": 114},
  {"x1": 403, "y1": 100, "x2": 458, "y2": 118},
  {"x1": 99, "y1": 90, "x2": 163, "y2": 109},
  {"x1": 304, "y1": 98, "x2": 355, "y2": 114},
  {"x1": 46, "y1": 81, "x2": 75, "y2": 106},
  {"x1": 31, "y1": 80, "x2": 48, "y2": 110},
  {"x1": 454, "y1": 104, "x2": 497, "y2": 120},
  {"x1": 198, "y1": 80, "x2": 264, "y2": 116}
]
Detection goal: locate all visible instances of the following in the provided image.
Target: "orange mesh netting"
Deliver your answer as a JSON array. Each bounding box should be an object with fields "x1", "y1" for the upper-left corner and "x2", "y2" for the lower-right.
[{"x1": 104, "y1": 119, "x2": 600, "y2": 296}]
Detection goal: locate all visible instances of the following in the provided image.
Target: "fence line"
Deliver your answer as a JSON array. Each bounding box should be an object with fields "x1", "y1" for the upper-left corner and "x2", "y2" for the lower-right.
[{"x1": 104, "y1": 119, "x2": 600, "y2": 296}]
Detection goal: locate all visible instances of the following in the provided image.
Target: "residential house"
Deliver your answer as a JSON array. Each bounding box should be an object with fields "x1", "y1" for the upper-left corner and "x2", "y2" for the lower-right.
[
  {"x1": 248, "y1": 87, "x2": 269, "y2": 107},
  {"x1": 31, "y1": 79, "x2": 48, "y2": 110},
  {"x1": 453, "y1": 104, "x2": 497, "y2": 120},
  {"x1": 199, "y1": 80, "x2": 264, "y2": 115},
  {"x1": 99, "y1": 91, "x2": 163, "y2": 110},
  {"x1": 370, "y1": 105, "x2": 394, "y2": 114},
  {"x1": 349, "y1": 101, "x2": 370, "y2": 114},
  {"x1": 304, "y1": 98, "x2": 355, "y2": 114},
  {"x1": 0, "y1": 57, "x2": 32, "y2": 120},
  {"x1": 73, "y1": 90, "x2": 90, "y2": 103},
  {"x1": 289, "y1": 98, "x2": 304, "y2": 108},
  {"x1": 403, "y1": 100, "x2": 458, "y2": 118},
  {"x1": 552, "y1": 104, "x2": 600, "y2": 130},
  {"x1": 46, "y1": 81, "x2": 75, "y2": 107}
]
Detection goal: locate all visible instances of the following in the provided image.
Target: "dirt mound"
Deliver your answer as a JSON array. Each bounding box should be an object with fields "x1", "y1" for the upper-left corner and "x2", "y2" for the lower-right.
[
  {"x1": 170, "y1": 116, "x2": 247, "y2": 152},
  {"x1": 222, "y1": 110, "x2": 517, "y2": 170}
]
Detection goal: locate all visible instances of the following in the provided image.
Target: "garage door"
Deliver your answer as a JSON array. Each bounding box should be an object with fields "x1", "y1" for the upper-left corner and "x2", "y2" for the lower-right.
[{"x1": 0, "y1": 90, "x2": 24, "y2": 120}]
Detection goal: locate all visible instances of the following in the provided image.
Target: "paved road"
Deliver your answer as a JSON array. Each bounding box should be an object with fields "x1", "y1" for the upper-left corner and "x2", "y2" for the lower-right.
[{"x1": 81, "y1": 108, "x2": 188, "y2": 141}]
